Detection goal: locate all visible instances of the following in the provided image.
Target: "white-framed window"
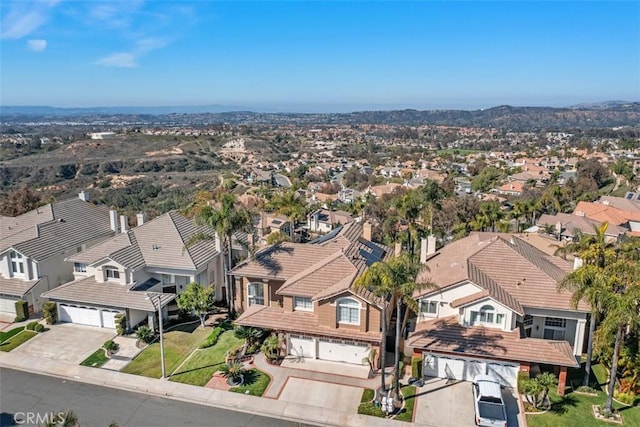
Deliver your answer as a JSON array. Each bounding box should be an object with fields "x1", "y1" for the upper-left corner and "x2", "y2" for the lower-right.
[
  {"x1": 294, "y1": 296, "x2": 313, "y2": 311},
  {"x1": 337, "y1": 297, "x2": 360, "y2": 325},
  {"x1": 10, "y1": 251, "x2": 25, "y2": 275},
  {"x1": 471, "y1": 304, "x2": 503, "y2": 326},
  {"x1": 162, "y1": 274, "x2": 173, "y2": 285},
  {"x1": 523, "y1": 314, "x2": 533, "y2": 327},
  {"x1": 73, "y1": 263, "x2": 87, "y2": 273},
  {"x1": 248, "y1": 282, "x2": 265, "y2": 306},
  {"x1": 420, "y1": 300, "x2": 438, "y2": 316},
  {"x1": 544, "y1": 317, "x2": 567, "y2": 340},
  {"x1": 104, "y1": 266, "x2": 120, "y2": 280}
]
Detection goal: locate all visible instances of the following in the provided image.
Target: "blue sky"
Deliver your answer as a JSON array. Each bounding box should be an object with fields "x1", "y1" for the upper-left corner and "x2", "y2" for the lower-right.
[{"x1": 1, "y1": 1, "x2": 638, "y2": 112}]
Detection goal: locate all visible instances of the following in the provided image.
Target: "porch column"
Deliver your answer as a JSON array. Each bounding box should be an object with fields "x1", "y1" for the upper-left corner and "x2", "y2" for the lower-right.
[
  {"x1": 574, "y1": 319, "x2": 586, "y2": 356},
  {"x1": 557, "y1": 366, "x2": 568, "y2": 396}
]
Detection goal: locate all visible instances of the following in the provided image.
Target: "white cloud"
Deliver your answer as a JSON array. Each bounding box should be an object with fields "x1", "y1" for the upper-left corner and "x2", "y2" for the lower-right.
[
  {"x1": 1, "y1": 0, "x2": 60, "y2": 39},
  {"x1": 94, "y1": 52, "x2": 137, "y2": 68},
  {"x1": 27, "y1": 39, "x2": 47, "y2": 52}
]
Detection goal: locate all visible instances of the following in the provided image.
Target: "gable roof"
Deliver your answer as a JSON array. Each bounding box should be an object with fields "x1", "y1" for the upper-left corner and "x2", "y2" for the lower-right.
[
  {"x1": 574, "y1": 201, "x2": 640, "y2": 225},
  {"x1": 0, "y1": 198, "x2": 114, "y2": 261},
  {"x1": 232, "y1": 221, "x2": 391, "y2": 306},
  {"x1": 67, "y1": 211, "x2": 219, "y2": 271},
  {"x1": 417, "y1": 232, "x2": 588, "y2": 312},
  {"x1": 537, "y1": 212, "x2": 626, "y2": 238}
]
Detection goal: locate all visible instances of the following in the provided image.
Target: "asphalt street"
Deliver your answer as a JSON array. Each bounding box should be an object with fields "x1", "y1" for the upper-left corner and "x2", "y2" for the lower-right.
[{"x1": 0, "y1": 368, "x2": 310, "y2": 427}]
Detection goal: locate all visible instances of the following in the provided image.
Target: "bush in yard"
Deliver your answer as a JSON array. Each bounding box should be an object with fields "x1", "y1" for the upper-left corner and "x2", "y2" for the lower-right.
[
  {"x1": 523, "y1": 372, "x2": 557, "y2": 410},
  {"x1": 517, "y1": 371, "x2": 530, "y2": 394},
  {"x1": 26, "y1": 321, "x2": 39, "y2": 331},
  {"x1": 411, "y1": 356, "x2": 422, "y2": 379},
  {"x1": 136, "y1": 325, "x2": 154, "y2": 344},
  {"x1": 614, "y1": 391, "x2": 636, "y2": 405},
  {"x1": 115, "y1": 313, "x2": 126, "y2": 335},
  {"x1": 103, "y1": 340, "x2": 119, "y2": 352},
  {"x1": 42, "y1": 302, "x2": 57, "y2": 325},
  {"x1": 261, "y1": 334, "x2": 280, "y2": 362},
  {"x1": 199, "y1": 327, "x2": 224, "y2": 349},
  {"x1": 14, "y1": 300, "x2": 29, "y2": 322},
  {"x1": 34, "y1": 323, "x2": 45, "y2": 332},
  {"x1": 219, "y1": 362, "x2": 245, "y2": 385}
]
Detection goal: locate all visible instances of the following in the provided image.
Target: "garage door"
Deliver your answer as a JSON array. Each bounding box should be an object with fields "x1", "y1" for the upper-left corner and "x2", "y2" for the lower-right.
[
  {"x1": 487, "y1": 362, "x2": 519, "y2": 388},
  {"x1": 318, "y1": 339, "x2": 369, "y2": 364},
  {"x1": 59, "y1": 304, "x2": 101, "y2": 327},
  {"x1": 101, "y1": 310, "x2": 120, "y2": 329},
  {"x1": 0, "y1": 297, "x2": 17, "y2": 315},
  {"x1": 289, "y1": 335, "x2": 315, "y2": 358}
]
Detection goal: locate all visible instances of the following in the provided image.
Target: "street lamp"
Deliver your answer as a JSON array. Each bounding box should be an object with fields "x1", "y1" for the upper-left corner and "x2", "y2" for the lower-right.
[{"x1": 146, "y1": 292, "x2": 166, "y2": 379}]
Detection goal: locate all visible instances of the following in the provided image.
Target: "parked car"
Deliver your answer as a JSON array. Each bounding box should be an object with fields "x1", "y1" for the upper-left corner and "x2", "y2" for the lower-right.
[{"x1": 472, "y1": 374, "x2": 508, "y2": 427}]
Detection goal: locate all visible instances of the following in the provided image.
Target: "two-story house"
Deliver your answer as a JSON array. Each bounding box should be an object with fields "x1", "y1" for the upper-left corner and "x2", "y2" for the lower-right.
[
  {"x1": 407, "y1": 233, "x2": 589, "y2": 395},
  {"x1": 0, "y1": 193, "x2": 115, "y2": 318},
  {"x1": 307, "y1": 209, "x2": 354, "y2": 234},
  {"x1": 231, "y1": 222, "x2": 391, "y2": 366},
  {"x1": 42, "y1": 211, "x2": 225, "y2": 331}
]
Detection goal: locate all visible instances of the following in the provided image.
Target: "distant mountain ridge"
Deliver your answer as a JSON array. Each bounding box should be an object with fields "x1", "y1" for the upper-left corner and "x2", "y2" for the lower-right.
[{"x1": 1, "y1": 102, "x2": 639, "y2": 130}]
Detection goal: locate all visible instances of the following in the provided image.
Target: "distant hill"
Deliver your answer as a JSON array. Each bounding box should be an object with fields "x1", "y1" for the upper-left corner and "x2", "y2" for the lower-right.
[{"x1": 1, "y1": 102, "x2": 639, "y2": 130}]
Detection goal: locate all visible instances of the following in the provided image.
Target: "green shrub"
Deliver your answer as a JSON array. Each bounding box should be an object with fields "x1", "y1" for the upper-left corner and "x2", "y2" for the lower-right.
[
  {"x1": 614, "y1": 391, "x2": 636, "y2": 405},
  {"x1": 199, "y1": 326, "x2": 224, "y2": 349},
  {"x1": 115, "y1": 313, "x2": 126, "y2": 335},
  {"x1": 517, "y1": 370, "x2": 530, "y2": 394},
  {"x1": 14, "y1": 300, "x2": 29, "y2": 322},
  {"x1": 411, "y1": 356, "x2": 422, "y2": 378},
  {"x1": 25, "y1": 321, "x2": 39, "y2": 331},
  {"x1": 42, "y1": 302, "x2": 57, "y2": 325},
  {"x1": 103, "y1": 340, "x2": 119, "y2": 352},
  {"x1": 136, "y1": 325, "x2": 154, "y2": 344},
  {"x1": 576, "y1": 385, "x2": 597, "y2": 394},
  {"x1": 34, "y1": 323, "x2": 45, "y2": 333}
]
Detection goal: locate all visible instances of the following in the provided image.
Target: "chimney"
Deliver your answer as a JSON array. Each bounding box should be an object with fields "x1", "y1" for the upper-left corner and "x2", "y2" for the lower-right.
[
  {"x1": 420, "y1": 238, "x2": 428, "y2": 264},
  {"x1": 109, "y1": 210, "x2": 119, "y2": 233},
  {"x1": 78, "y1": 191, "x2": 89, "y2": 202},
  {"x1": 120, "y1": 215, "x2": 129, "y2": 233},
  {"x1": 136, "y1": 212, "x2": 147, "y2": 227},
  {"x1": 427, "y1": 235, "x2": 437, "y2": 256},
  {"x1": 394, "y1": 242, "x2": 402, "y2": 258},
  {"x1": 573, "y1": 256, "x2": 583, "y2": 270},
  {"x1": 363, "y1": 222, "x2": 372, "y2": 241}
]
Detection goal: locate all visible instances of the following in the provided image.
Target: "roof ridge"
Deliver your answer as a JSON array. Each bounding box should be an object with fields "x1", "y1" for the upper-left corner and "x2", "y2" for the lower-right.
[
  {"x1": 166, "y1": 211, "x2": 197, "y2": 269},
  {"x1": 501, "y1": 235, "x2": 568, "y2": 282},
  {"x1": 278, "y1": 250, "x2": 349, "y2": 293}
]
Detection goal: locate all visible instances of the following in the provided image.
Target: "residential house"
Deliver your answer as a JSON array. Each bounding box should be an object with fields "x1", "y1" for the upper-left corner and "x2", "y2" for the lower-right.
[
  {"x1": 574, "y1": 199, "x2": 640, "y2": 236},
  {"x1": 307, "y1": 209, "x2": 354, "y2": 233},
  {"x1": 254, "y1": 212, "x2": 293, "y2": 243},
  {"x1": 536, "y1": 213, "x2": 625, "y2": 242},
  {"x1": 41, "y1": 211, "x2": 225, "y2": 331},
  {"x1": 231, "y1": 222, "x2": 391, "y2": 366},
  {"x1": 407, "y1": 233, "x2": 589, "y2": 395},
  {"x1": 0, "y1": 193, "x2": 115, "y2": 317},
  {"x1": 495, "y1": 181, "x2": 525, "y2": 196}
]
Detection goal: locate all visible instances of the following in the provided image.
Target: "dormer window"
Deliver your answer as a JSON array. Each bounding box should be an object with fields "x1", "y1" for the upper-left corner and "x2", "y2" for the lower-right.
[
  {"x1": 10, "y1": 251, "x2": 25, "y2": 276},
  {"x1": 294, "y1": 296, "x2": 313, "y2": 311},
  {"x1": 471, "y1": 304, "x2": 504, "y2": 326},
  {"x1": 104, "y1": 266, "x2": 120, "y2": 280},
  {"x1": 74, "y1": 263, "x2": 87, "y2": 273}
]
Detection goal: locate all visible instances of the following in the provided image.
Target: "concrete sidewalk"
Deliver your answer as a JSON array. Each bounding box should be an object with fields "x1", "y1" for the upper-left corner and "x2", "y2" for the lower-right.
[{"x1": 0, "y1": 351, "x2": 415, "y2": 427}]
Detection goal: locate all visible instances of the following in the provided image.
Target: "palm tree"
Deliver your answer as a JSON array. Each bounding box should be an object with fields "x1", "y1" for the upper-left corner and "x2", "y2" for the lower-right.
[
  {"x1": 268, "y1": 189, "x2": 307, "y2": 241},
  {"x1": 186, "y1": 194, "x2": 253, "y2": 316},
  {"x1": 355, "y1": 255, "x2": 436, "y2": 402}
]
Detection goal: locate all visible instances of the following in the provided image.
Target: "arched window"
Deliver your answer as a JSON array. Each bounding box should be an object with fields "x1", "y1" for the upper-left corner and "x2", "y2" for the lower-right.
[
  {"x1": 479, "y1": 305, "x2": 495, "y2": 323},
  {"x1": 337, "y1": 298, "x2": 360, "y2": 325}
]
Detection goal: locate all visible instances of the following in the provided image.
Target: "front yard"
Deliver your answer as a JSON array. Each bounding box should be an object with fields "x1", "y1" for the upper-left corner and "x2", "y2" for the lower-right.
[
  {"x1": 80, "y1": 348, "x2": 109, "y2": 368},
  {"x1": 0, "y1": 329, "x2": 38, "y2": 352},
  {"x1": 169, "y1": 330, "x2": 244, "y2": 386},
  {"x1": 526, "y1": 364, "x2": 640, "y2": 427},
  {"x1": 358, "y1": 385, "x2": 417, "y2": 422},
  {"x1": 122, "y1": 323, "x2": 210, "y2": 379}
]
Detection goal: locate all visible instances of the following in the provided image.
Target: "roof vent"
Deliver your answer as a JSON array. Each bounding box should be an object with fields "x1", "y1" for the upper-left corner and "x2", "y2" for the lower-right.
[
  {"x1": 152, "y1": 243, "x2": 159, "y2": 250},
  {"x1": 58, "y1": 218, "x2": 65, "y2": 223}
]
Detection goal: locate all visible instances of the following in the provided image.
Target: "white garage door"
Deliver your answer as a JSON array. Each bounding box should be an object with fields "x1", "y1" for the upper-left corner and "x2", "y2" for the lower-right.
[
  {"x1": 0, "y1": 297, "x2": 17, "y2": 315},
  {"x1": 487, "y1": 361, "x2": 519, "y2": 388},
  {"x1": 289, "y1": 335, "x2": 315, "y2": 358},
  {"x1": 318, "y1": 339, "x2": 369, "y2": 365},
  {"x1": 424, "y1": 354, "x2": 518, "y2": 387},
  {"x1": 59, "y1": 304, "x2": 101, "y2": 327},
  {"x1": 101, "y1": 310, "x2": 120, "y2": 329}
]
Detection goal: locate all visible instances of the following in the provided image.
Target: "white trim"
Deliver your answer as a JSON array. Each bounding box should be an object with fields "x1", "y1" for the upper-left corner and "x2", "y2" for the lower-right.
[
  {"x1": 337, "y1": 297, "x2": 361, "y2": 325},
  {"x1": 247, "y1": 282, "x2": 265, "y2": 306},
  {"x1": 293, "y1": 296, "x2": 313, "y2": 312}
]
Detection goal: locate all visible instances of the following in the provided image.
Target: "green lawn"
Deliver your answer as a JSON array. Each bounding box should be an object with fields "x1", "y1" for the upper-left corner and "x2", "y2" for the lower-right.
[
  {"x1": 0, "y1": 326, "x2": 25, "y2": 343},
  {"x1": 0, "y1": 330, "x2": 37, "y2": 352},
  {"x1": 80, "y1": 349, "x2": 109, "y2": 368},
  {"x1": 357, "y1": 385, "x2": 417, "y2": 421},
  {"x1": 229, "y1": 369, "x2": 271, "y2": 396},
  {"x1": 169, "y1": 330, "x2": 244, "y2": 386},
  {"x1": 122, "y1": 323, "x2": 210, "y2": 379},
  {"x1": 527, "y1": 364, "x2": 640, "y2": 427}
]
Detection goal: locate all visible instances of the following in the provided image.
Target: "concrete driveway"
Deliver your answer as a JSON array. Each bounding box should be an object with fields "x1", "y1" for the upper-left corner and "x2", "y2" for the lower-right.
[
  {"x1": 11, "y1": 323, "x2": 116, "y2": 364},
  {"x1": 278, "y1": 377, "x2": 362, "y2": 413},
  {"x1": 414, "y1": 378, "x2": 522, "y2": 427}
]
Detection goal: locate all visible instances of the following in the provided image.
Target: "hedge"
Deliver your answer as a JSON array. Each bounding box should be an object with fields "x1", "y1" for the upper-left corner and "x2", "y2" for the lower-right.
[
  {"x1": 199, "y1": 326, "x2": 224, "y2": 349},
  {"x1": 411, "y1": 356, "x2": 422, "y2": 379},
  {"x1": 14, "y1": 300, "x2": 29, "y2": 322},
  {"x1": 43, "y1": 302, "x2": 57, "y2": 325}
]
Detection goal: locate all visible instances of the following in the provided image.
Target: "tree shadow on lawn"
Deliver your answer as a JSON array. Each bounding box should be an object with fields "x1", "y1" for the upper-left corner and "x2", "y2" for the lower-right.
[
  {"x1": 166, "y1": 322, "x2": 201, "y2": 334},
  {"x1": 548, "y1": 394, "x2": 579, "y2": 415},
  {"x1": 172, "y1": 361, "x2": 225, "y2": 377}
]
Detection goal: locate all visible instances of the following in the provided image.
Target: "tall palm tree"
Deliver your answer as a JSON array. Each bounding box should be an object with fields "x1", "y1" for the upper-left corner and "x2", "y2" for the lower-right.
[
  {"x1": 186, "y1": 194, "x2": 253, "y2": 316},
  {"x1": 268, "y1": 189, "x2": 307, "y2": 241},
  {"x1": 356, "y1": 255, "x2": 436, "y2": 402}
]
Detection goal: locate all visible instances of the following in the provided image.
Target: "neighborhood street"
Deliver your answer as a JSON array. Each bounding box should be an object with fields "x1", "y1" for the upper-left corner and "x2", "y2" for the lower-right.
[{"x1": 0, "y1": 368, "x2": 310, "y2": 427}]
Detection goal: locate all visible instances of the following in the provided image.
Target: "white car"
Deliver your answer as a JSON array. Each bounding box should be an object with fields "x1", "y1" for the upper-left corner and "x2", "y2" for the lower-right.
[{"x1": 472, "y1": 374, "x2": 508, "y2": 427}]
